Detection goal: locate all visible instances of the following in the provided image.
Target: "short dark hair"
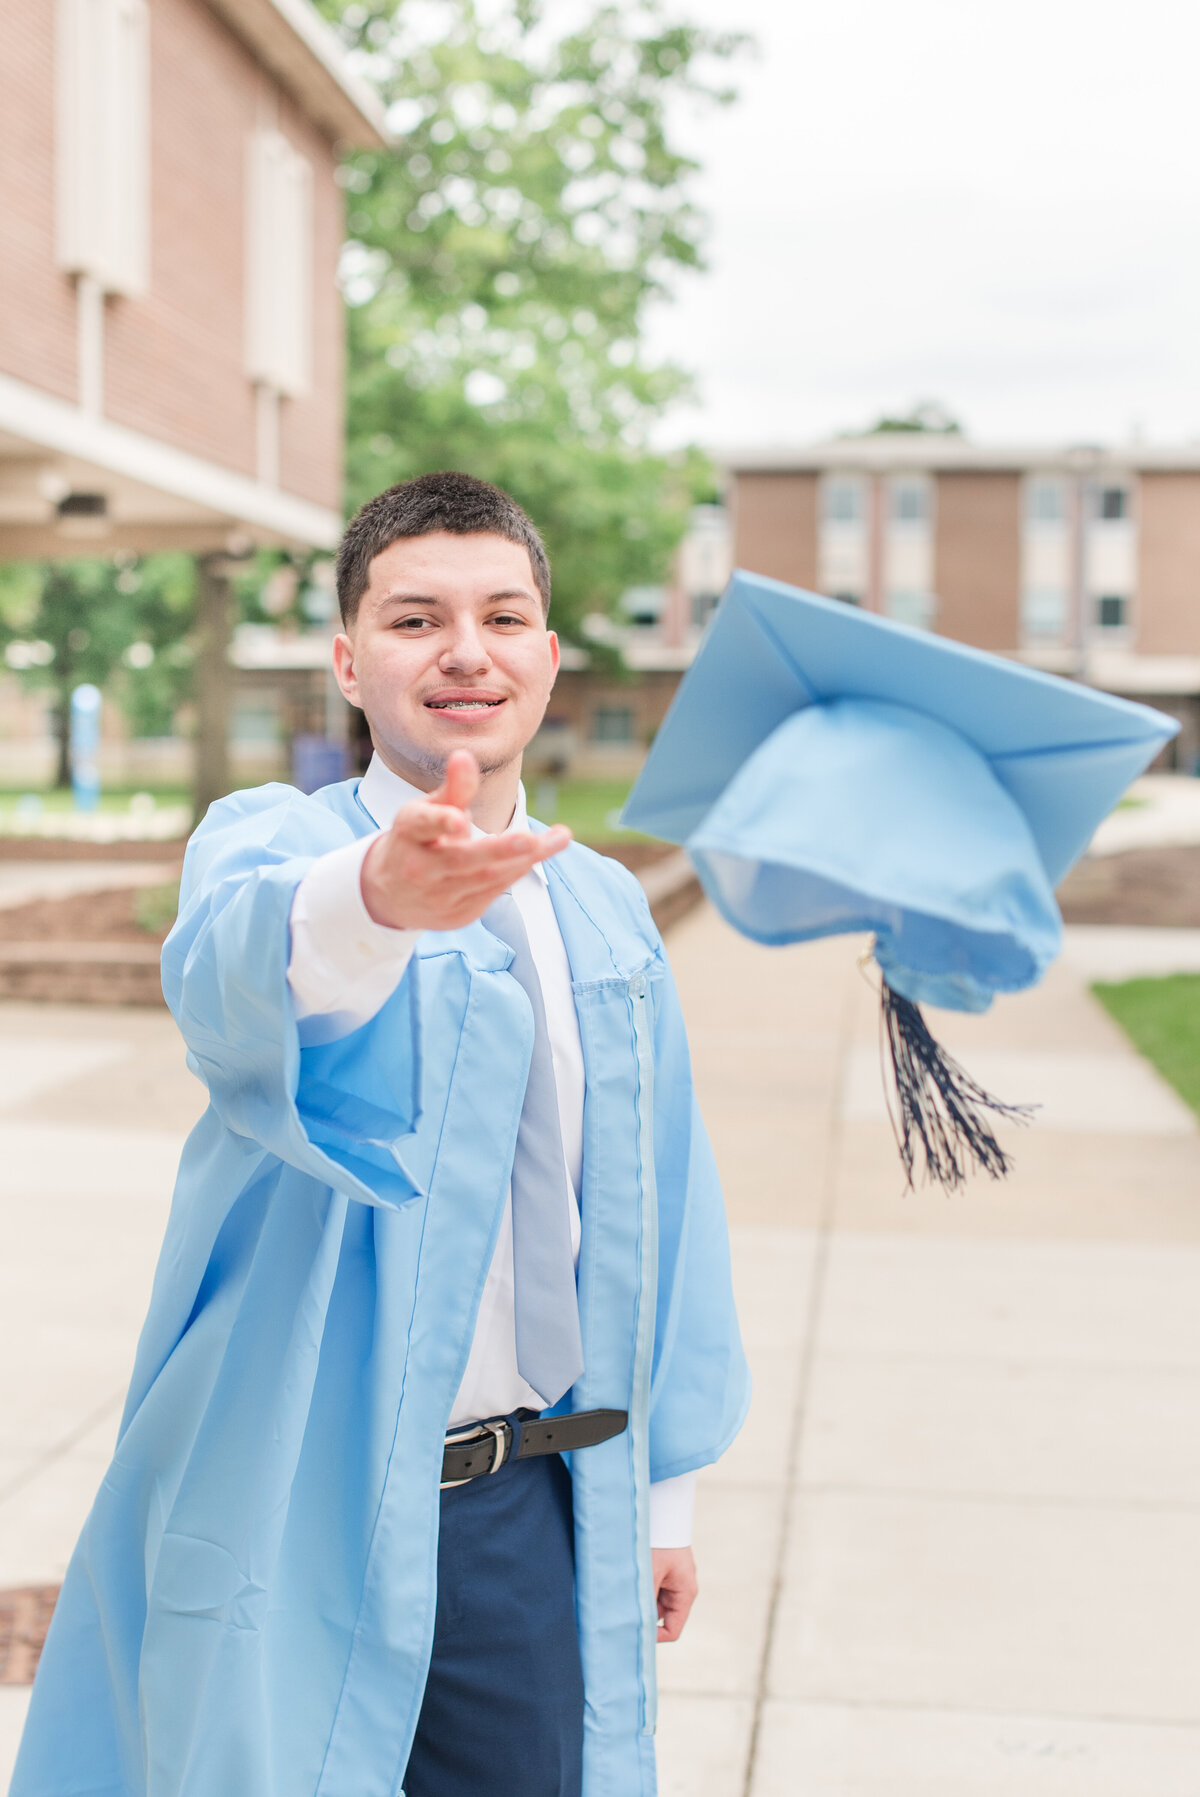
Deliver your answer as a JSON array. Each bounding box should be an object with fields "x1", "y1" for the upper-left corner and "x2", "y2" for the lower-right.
[{"x1": 335, "y1": 471, "x2": 552, "y2": 625}]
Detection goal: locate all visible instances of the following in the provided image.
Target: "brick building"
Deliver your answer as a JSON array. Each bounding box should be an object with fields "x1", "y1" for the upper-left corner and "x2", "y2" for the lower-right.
[
  {"x1": 0, "y1": 0, "x2": 386, "y2": 560},
  {"x1": 730, "y1": 436, "x2": 1200, "y2": 769},
  {"x1": 533, "y1": 505, "x2": 733, "y2": 778}
]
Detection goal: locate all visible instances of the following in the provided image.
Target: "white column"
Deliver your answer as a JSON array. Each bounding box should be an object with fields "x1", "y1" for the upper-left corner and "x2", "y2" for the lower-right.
[
  {"x1": 76, "y1": 274, "x2": 105, "y2": 417},
  {"x1": 255, "y1": 383, "x2": 280, "y2": 487}
]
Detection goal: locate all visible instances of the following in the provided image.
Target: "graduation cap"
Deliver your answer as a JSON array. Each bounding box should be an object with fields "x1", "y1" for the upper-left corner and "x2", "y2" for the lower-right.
[{"x1": 623, "y1": 571, "x2": 1178, "y2": 1190}]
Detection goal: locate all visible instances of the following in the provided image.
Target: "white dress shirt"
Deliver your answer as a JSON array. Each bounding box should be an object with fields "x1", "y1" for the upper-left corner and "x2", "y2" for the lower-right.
[{"x1": 287, "y1": 755, "x2": 696, "y2": 1548}]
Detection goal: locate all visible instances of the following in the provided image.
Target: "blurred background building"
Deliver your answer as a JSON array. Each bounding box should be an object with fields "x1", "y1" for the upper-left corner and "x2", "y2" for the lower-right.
[
  {"x1": 0, "y1": 0, "x2": 385, "y2": 811},
  {"x1": 2, "y1": 1, "x2": 1198, "y2": 810},
  {"x1": 0, "y1": 0, "x2": 384, "y2": 559},
  {"x1": 729, "y1": 431, "x2": 1200, "y2": 770},
  {"x1": 532, "y1": 504, "x2": 733, "y2": 779}
]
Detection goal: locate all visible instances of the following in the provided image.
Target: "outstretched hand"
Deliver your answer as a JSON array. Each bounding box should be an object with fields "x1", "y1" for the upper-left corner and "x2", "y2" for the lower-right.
[{"x1": 360, "y1": 750, "x2": 571, "y2": 933}]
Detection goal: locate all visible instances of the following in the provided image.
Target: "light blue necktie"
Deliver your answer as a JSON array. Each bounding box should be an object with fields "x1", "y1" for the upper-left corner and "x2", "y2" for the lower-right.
[{"x1": 485, "y1": 892, "x2": 585, "y2": 1407}]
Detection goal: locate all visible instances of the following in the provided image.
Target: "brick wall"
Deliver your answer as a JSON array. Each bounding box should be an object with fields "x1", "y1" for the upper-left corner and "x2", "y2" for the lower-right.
[
  {"x1": 933, "y1": 471, "x2": 1021, "y2": 650},
  {"x1": 103, "y1": 0, "x2": 260, "y2": 478},
  {"x1": 0, "y1": 4, "x2": 79, "y2": 401},
  {"x1": 2, "y1": 0, "x2": 344, "y2": 514},
  {"x1": 1136, "y1": 473, "x2": 1200, "y2": 655},
  {"x1": 276, "y1": 89, "x2": 344, "y2": 512},
  {"x1": 545, "y1": 669, "x2": 682, "y2": 748},
  {"x1": 731, "y1": 473, "x2": 819, "y2": 590}
]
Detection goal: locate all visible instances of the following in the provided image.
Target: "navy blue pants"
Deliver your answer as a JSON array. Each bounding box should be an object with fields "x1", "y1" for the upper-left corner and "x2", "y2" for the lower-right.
[{"x1": 402, "y1": 1420, "x2": 585, "y2": 1797}]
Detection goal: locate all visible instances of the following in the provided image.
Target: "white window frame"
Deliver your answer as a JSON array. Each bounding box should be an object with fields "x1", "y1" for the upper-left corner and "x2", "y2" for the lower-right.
[
  {"x1": 822, "y1": 475, "x2": 866, "y2": 525},
  {"x1": 818, "y1": 473, "x2": 869, "y2": 604},
  {"x1": 56, "y1": 0, "x2": 150, "y2": 297},
  {"x1": 1019, "y1": 473, "x2": 1072, "y2": 648},
  {"x1": 1095, "y1": 484, "x2": 1130, "y2": 523},
  {"x1": 882, "y1": 474, "x2": 935, "y2": 623},
  {"x1": 1083, "y1": 474, "x2": 1136, "y2": 643},
  {"x1": 1026, "y1": 476, "x2": 1068, "y2": 526},
  {"x1": 590, "y1": 704, "x2": 636, "y2": 745},
  {"x1": 1021, "y1": 586, "x2": 1070, "y2": 643},
  {"x1": 888, "y1": 475, "x2": 931, "y2": 526},
  {"x1": 246, "y1": 128, "x2": 314, "y2": 400},
  {"x1": 885, "y1": 588, "x2": 937, "y2": 631}
]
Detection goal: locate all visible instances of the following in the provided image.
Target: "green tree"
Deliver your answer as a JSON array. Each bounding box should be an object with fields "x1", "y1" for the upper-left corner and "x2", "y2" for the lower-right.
[
  {"x1": 0, "y1": 555, "x2": 195, "y2": 787},
  {"x1": 858, "y1": 402, "x2": 964, "y2": 437},
  {"x1": 319, "y1": 0, "x2": 744, "y2": 642}
]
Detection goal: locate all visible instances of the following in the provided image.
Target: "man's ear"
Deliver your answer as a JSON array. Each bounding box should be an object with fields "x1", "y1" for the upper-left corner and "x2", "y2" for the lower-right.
[
  {"x1": 547, "y1": 629, "x2": 560, "y2": 688},
  {"x1": 332, "y1": 632, "x2": 359, "y2": 705}
]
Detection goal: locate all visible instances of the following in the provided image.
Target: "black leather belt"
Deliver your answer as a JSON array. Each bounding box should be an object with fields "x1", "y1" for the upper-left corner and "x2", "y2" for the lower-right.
[{"x1": 441, "y1": 1408, "x2": 627, "y2": 1484}]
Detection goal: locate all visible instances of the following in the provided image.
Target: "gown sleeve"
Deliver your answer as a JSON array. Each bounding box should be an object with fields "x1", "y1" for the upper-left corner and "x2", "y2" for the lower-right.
[
  {"x1": 160, "y1": 786, "x2": 426, "y2": 1209},
  {"x1": 287, "y1": 832, "x2": 420, "y2": 1046},
  {"x1": 645, "y1": 917, "x2": 752, "y2": 1482}
]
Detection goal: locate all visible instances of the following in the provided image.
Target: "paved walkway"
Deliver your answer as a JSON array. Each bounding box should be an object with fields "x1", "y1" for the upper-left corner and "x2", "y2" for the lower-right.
[
  {"x1": 1089, "y1": 772, "x2": 1200, "y2": 855},
  {"x1": 3, "y1": 908, "x2": 1200, "y2": 1793},
  {"x1": 0, "y1": 861, "x2": 179, "y2": 911}
]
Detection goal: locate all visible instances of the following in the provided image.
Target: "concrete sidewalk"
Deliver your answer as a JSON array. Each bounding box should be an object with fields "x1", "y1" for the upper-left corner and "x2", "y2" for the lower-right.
[
  {"x1": 3, "y1": 908, "x2": 1200, "y2": 1792},
  {"x1": 658, "y1": 908, "x2": 1200, "y2": 1795},
  {"x1": 0, "y1": 860, "x2": 179, "y2": 911}
]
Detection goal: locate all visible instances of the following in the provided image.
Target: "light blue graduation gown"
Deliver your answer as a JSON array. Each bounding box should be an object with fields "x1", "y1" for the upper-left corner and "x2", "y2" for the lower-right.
[{"x1": 13, "y1": 777, "x2": 750, "y2": 1797}]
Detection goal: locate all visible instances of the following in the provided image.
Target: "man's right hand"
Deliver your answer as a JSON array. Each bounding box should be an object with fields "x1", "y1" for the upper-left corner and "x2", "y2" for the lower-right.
[{"x1": 360, "y1": 749, "x2": 571, "y2": 933}]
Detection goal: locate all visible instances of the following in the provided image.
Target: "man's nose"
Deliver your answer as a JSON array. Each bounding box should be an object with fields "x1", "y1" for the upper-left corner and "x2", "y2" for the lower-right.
[{"x1": 439, "y1": 621, "x2": 490, "y2": 674}]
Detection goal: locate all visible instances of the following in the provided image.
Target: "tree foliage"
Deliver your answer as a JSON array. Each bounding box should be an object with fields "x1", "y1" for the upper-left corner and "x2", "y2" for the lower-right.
[
  {"x1": 857, "y1": 402, "x2": 964, "y2": 437},
  {"x1": 319, "y1": 0, "x2": 744, "y2": 640},
  {"x1": 0, "y1": 557, "x2": 196, "y2": 784}
]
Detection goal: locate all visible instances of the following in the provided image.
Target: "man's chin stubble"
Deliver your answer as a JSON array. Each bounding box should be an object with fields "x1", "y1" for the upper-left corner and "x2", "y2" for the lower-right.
[{"x1": 395, "y1": 740, "x2": 518, "y2": 783}]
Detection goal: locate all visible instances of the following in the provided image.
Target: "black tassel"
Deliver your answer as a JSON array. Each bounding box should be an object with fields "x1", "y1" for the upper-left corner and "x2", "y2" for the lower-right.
[{"x1": 880, "y1": 982, "x2": 1036, "y2": 1191}]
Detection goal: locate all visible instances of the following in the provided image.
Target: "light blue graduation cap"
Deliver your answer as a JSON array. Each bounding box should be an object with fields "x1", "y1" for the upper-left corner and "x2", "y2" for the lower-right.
[{"x1": 624, "y1": 571, "x2": 1178, "y2": 1187}]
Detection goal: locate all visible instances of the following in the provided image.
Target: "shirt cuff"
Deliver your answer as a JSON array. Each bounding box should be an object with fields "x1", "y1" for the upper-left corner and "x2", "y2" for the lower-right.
[
  {"x1": 288, "y1": 833, "x2": 421, "y2": 1044},
  {"x1": 648, "y1": 1471, "x2": 698, "y2": 1549}
]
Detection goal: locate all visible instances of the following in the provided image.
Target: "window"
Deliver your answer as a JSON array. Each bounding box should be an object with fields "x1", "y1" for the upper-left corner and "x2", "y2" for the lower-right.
[
  {"x1": 886, "y1": 590, "x2": 936, "y2": 630},
  {"x1": 246, "y1": 129, "x2": 313, "y2": 397},
  {"x1": 231, "y1": 701, "x2": 281, "y2": 746},
  {"x1": 1021, "y1": 588, "x2": 1068, "y2": 642},
  {"x1": 590, "y1": 705, "x2": 635, "y2": 744},
  {"x1": 56, "y1": 0, "x2": 150, "y2": 295},
  {"x1": 1027, "y1": 479, "x2": 1067, "y2": 524},
  {"x1": 1098, "y1": 486, "x2": 1128, "y2": 522},
  {"x1": 824, "y1": 479, "x2": 863, "y2": 524},
  {"x1": 621, "y1": 585, "x2": 664, "y2": 627},
  {"x1": 890, "y1": 479, "x2": 929, "y2": 524},
  {"x1": 1097, "y1": 594, "x2": 1127, "y2": 630}
]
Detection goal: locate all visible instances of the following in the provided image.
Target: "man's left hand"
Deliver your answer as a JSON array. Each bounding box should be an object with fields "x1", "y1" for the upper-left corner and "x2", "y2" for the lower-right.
[{"x1": 651, "y1": 1547, "x2": 698, "y2": 1643}]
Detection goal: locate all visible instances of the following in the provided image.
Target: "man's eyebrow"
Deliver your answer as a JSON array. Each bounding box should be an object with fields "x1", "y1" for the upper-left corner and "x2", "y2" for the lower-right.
[{"x1": 374, "y1": 587, "x2": 538, "y2": 608}]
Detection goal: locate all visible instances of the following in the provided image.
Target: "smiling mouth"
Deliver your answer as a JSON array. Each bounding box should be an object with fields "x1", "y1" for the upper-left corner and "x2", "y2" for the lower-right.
[{"x1": 425, "y1": 698, "x2": 505, "y2": 711}]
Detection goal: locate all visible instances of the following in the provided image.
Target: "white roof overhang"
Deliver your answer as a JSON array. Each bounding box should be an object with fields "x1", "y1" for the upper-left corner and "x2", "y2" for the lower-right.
[
  {"x1": 205, "y1": 0, "x2": 390, "y2": 148},
  {"x1": 0, "y1": 372, "x2": 341, "y2": 557},
  {"x1": 726, "y1": 438, "x2": 1200, "y2": 476}
]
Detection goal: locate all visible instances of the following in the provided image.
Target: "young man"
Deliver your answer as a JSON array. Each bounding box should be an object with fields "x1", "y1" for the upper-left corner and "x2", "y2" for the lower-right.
[{"x1": 13, "y1": 473, "x2": 749, "y2": 1797}]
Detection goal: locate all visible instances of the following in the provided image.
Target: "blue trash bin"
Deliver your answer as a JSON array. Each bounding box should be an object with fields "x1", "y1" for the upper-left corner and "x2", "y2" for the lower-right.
[{"x1": 292, "y1": 734, "x2": 351, "y2": 794}]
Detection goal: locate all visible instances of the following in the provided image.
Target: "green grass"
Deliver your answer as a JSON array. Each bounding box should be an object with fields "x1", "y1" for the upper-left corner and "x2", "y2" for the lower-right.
[
  {"x1": 525, "y1": 777, "x2": 652, "y2": 844},
  {"x1": 0, "y1": 775, "x2": 653, "y2": 847},
  {"x1": 0, "y1": 786, "x2": 191, "y2": 815},
  {"x1": 134, "y1": 881, "x2": 181, "y2": 935},
  {"x1": 1092, "y1": 974, "x2": 1200, "y2": 1119}
]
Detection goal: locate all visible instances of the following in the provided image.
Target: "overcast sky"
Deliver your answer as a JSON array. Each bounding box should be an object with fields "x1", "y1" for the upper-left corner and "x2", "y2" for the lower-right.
[{"x1": 644, "y1": 0, "x2": 1200, "y2": 455}]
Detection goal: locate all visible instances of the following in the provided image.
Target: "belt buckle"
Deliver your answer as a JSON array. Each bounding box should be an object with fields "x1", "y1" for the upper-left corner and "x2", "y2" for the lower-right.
[
  {"x1": 481, "y1": 1417, "x2": 511, "y2": 1474},
  {"x1": 442, "y1": 1416, "x2": 513, "y2": 1487}
]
